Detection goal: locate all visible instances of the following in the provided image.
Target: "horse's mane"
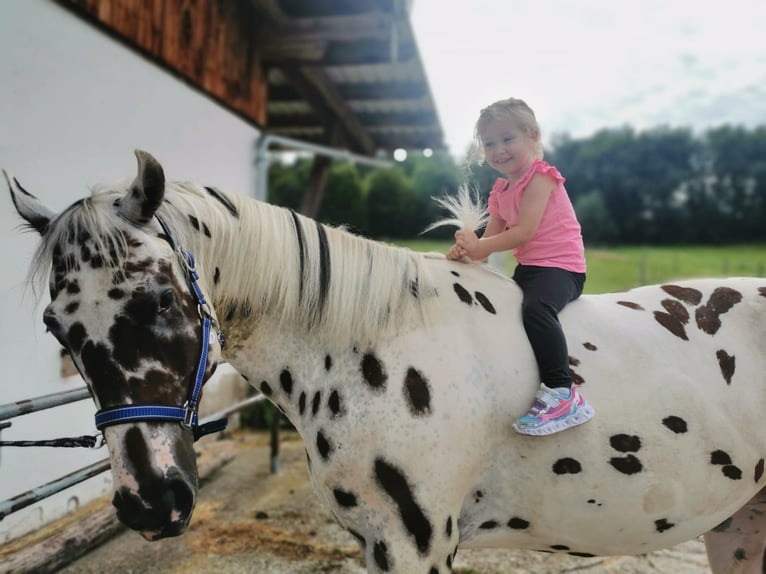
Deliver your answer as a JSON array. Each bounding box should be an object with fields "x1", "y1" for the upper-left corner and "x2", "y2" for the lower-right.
[{"x1": 29, "y1": 181, "x2": 487, "y2": 347}]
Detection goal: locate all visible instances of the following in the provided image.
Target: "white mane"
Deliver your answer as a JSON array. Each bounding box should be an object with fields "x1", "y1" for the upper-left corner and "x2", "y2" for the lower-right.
[{"x1": 29, "y1": 180, "x2": 488, "y2": 347}]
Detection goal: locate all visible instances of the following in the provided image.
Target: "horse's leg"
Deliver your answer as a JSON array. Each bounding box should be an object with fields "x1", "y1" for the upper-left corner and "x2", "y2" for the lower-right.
[
  {"x1": 319, "y1": 463, "x2": 461, "y2": 573},
  {"x1": 348, "y1": 501, "x2": 460, "y2": 574},
  {"x1": 703, "y1": 487, "x2": 766, "y2": 574}
]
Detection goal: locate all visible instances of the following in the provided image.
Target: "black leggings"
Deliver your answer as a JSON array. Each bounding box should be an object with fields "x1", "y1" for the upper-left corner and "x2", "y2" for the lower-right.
[{"x1": 513, "y1": 265, "x2": 586, "y2": 389}]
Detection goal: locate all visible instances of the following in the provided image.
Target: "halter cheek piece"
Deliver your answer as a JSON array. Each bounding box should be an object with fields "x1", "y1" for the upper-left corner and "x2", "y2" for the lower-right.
[{"x1": 94, "y1": 215, "x2": 227, "y2": 441}]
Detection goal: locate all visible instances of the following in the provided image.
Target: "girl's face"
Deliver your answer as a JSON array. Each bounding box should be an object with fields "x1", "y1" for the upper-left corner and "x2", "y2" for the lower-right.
[{"x1": 480, "y1": 118, "x2": 538, "y2": 180}]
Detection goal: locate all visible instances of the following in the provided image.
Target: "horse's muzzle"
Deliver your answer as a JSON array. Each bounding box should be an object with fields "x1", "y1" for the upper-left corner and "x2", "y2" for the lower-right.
[{"x1": 112, "y1": 474, "x2": 195, "y2": 539}]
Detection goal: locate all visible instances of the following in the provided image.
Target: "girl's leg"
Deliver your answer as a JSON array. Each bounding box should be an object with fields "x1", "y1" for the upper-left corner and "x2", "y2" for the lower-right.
[{"x1": 513, "y1": 265, "x2": 584, "y2": 389}]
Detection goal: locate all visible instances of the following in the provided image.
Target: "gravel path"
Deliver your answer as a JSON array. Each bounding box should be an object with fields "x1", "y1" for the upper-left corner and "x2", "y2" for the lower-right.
[{"x1": 60, "y1": 430, "x2": 712, "y2": 574}]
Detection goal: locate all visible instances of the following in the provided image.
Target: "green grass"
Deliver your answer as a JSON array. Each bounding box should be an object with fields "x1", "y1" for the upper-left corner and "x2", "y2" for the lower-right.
[{"x1": 395, "y1": 240, "x2": 766, "y2": 294}]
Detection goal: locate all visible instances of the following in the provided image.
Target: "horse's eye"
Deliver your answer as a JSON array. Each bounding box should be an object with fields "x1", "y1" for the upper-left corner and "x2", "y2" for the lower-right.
[{"x1": 158, "y1": 289, "x2": 175, "y2": 313}]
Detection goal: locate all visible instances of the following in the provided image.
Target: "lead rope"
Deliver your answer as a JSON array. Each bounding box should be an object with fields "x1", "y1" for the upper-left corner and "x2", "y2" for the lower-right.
[{"x1": 0, "y1": 435, "x2": 105, "y2": 448}]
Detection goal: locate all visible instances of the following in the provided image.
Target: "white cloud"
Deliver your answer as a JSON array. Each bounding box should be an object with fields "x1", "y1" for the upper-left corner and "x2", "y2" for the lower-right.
[{"x1": 412, "y1": 0, "x2": 766, "y2": 155}]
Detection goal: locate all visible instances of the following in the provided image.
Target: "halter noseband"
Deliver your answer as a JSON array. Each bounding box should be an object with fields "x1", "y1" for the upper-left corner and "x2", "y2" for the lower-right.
[{"x1": 94, "y1": 215, "x2": 227, "y2": 441}]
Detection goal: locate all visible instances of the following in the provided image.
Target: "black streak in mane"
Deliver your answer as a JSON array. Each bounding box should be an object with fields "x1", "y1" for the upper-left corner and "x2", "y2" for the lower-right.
[
  {"x1": 203, "y1": 186, "x2": 239, "y2": 218},
  {"x1": 315, "y1": 221, "x2": 331, "y2": 317},
  {"x1": 290, "y1": 210, "x2": 306, "y2": 301}
]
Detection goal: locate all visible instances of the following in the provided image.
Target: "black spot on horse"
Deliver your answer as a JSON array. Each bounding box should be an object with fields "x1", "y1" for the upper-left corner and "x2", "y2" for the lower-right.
[
  {"x1": 655, "y1": 518, "x2": 675, "y2": 533},
  {"x1": 404, "y1": 367, "x2": 432, "y2": 416},
  {"x1": 298, "y1": 392, "x2": 306, "y2": 415},
  {"x1": 474, "y1": 291, "x2": 496, "y2": 314},
  {"x1": 188, "y1": 215, "x2": 200, "y2": 231},
  {"x1": 80, "y1": 341, "x2": 128, "y2": 406},
  {"x1": 316, "y1": 430, "x2": 333, "y2": 460},
  {"x1": 696, "y1": 287, "x2": 743, "y2": 335},
  {"x1": 324, "y1": 355, "x2": 332, "y2": 371},
  {"x1": 734, "y1": 547, "x2": 747, "y2": 560},
  {"x1": 583, "y1": 342, "x2": 597, "y2": 351},
  {"x1": 507, "y1": 517, "x2": 530, "y2": 530},
  {"x1": 609, "y1": 455, "x2": 643, "y2": 475},
  {"x1": 617, "y1": 301, "x2": 644, "y2": 310},
  {"x1": 65, "y1": 301, "x2": 80, "y2": 314},
  {"x1": 653, "y1": 310, "x2": 688, "y2": 341},
  {"x1": 569, "y1": 552, "x2": 597, "y2": 558},
  {"x1": 202, "y1": 222, "x2": 211, "y2": 237},
  {"x1": 260, "y1": 381, "x2": 273, "y2": 396},
  {"x1": 716, "y1": 350, "x2": 735, "y2": 384},
  {"x1": 711, "y1": 450, "x2": 733, "y2": 465},
  {"x1": 610, "y1": 434, "x2": 641, "y2": 453},
  {"x1": 347, "y1": 528, "x2": 366, "y2": 549},
  {"x1": 661, "y1": 284, "x2": 703, "y2": 305},
  {"x1": 312, "y1": 391, "x2": 321, "y2": 416},
  {"x1": 479, "y1": 520, "x2": 498, "y2": 529},
  {"x1": 66, "y1": 281, "x2": 80, "y2": 295},
  {"x1": 374, "y1": 458, "x2": 432, "y2": 554},
  {"x1": 450, "y1": 271, "x2": 460, "y2": 277},
  {"x1": 328, "y1": 390, "x2": 342, "y2": 417},
  {"x1": 755, "y1": 459, "x2": 764, "y2": 483},
  {"x1": 722, "y1": 465, "x2": 743, "y2": 480},
  {"x1": 108, "y1": 288, "x2": 125, "y2": 300},
  {"x1": 361, "y1": 353, "x2": 387, "y2": 391},
  {"x1": 213, "y1": 267, "x2": 220, "y2": 286},
  {"x1": 333, "y1": 488, "x2": 358, "y2": 508},
  {"x1": 280, "y1": 370, "x2": 293, "y2": 396},
  {"x1": 551, "y1": 545, "x2": 570, "y2": 551},
  {"x1": 662, "y1": 416, "x2": 688, "y2": 433},
  {"x1": 67, "y1": 322, "x2": 87, "y2": 354},
  {"x1": 453, "y1": 283, "x2": 473, "y2": 305},
  {"x1": 445, "y1": 516, "x2": 452, "y2": 537},
  {"x1": 552, "y1": 458, "x2": 582, "y2": 474},
  {"x1": 373, "y1": 540, "x2": 391, "y2": 571}
]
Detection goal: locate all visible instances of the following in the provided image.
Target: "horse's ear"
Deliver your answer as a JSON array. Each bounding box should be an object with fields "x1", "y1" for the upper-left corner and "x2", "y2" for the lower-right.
[
  {"x1": 118, "y1": 149, "x2": 165, "y2": 224},
  {"x1": 3, "y1": 169, "x2": 55, "y2": 235}
]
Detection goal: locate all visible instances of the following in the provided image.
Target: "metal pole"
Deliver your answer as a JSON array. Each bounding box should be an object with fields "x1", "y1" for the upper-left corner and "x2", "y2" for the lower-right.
[
  {"x1": 254, "y1": 132, "x2": 395, "y2": 202},
  {"x1": 0, "y1": 388, "x2": 91, "y2": 422},
  {"x1": 0, "y1": 459, "x2": 110, "y2": 521}
]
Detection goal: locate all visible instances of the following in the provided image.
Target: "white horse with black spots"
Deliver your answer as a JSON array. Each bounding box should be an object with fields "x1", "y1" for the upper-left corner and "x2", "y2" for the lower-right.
[{"x1": 6, "y1": 150, "x2": 766, "y2": 573}]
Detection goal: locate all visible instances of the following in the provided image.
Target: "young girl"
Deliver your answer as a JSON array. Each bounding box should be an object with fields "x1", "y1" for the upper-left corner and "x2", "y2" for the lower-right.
[{"x1": 447, "y1": 97, "x2": 593, "y2": 436}]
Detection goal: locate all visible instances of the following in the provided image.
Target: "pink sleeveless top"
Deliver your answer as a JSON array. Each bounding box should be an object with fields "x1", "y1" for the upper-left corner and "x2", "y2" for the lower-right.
[{"x1": 487, "y1": 159, "x2": 586, "y2": 273}]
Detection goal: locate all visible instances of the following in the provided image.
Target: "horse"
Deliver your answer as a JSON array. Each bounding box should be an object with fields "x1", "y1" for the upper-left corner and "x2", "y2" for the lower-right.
[{"x1": 6, "y1": 150, "x2": 766, "y2": 574}]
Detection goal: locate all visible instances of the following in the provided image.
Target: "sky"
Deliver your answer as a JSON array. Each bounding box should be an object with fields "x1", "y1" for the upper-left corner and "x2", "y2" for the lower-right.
[{"x1": 410, "y1": 0, "x2": 766, "y2": 156}]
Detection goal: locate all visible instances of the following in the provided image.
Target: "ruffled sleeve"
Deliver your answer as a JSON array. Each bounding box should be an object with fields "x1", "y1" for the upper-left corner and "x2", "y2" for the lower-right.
[
  {"x1": 487, "y1": 178, "x2": 508, "y2": 220},
  {"x1": 513, "y1": 159, "x2": 566, "y2": 192}
]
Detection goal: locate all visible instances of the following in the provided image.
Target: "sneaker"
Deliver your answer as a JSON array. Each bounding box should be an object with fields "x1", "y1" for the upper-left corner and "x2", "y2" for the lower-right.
[{"x1": 512, "y1": 383, "x2": 595, "y2": 436}]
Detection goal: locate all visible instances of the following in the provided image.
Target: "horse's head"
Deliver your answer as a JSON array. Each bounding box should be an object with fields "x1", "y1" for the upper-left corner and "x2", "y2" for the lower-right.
[{"x1": 5, "y1": 151, "x2": 224, "y2": 540}]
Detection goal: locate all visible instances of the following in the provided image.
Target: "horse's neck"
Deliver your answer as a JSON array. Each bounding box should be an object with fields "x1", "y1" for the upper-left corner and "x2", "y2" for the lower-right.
[{"x1": 177, "y1": 188, "x2": 437, "y2": 364}]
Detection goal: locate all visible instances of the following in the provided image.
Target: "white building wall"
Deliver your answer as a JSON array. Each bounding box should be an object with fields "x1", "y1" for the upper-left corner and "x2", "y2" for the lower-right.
[{"x1": 0, "y1": 0, "x2": 259, "y2": 541}]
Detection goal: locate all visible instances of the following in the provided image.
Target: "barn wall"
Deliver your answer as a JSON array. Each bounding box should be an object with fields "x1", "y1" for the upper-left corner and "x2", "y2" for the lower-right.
[
  {"x1": 60, "y1": 0, "x2": 268, "y2": 126},
  {"x1": 0, "y1": 0, "x2": 259, "y2": 542}
]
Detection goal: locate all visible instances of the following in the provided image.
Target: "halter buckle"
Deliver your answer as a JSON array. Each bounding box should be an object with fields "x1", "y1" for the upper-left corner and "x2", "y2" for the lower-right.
[{"x1": 181, "y1": 402, "x2": 196, "y2": 428}]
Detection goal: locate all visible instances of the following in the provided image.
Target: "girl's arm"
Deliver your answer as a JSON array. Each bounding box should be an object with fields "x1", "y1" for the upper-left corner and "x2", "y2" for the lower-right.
[{"x1": 455, "y1": 173, "x2": 555, "y2": 261}]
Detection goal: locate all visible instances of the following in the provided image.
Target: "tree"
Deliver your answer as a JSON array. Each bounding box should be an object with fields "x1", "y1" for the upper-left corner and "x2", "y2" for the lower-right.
[{"x1": 365, "y1": 168, "x2": 416, "y2": 238}]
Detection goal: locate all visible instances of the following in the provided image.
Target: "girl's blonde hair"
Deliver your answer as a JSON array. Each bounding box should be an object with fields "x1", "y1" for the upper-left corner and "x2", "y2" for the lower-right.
[{"x1": 471, "y1": 98, "x2": 544, "y2": 163}]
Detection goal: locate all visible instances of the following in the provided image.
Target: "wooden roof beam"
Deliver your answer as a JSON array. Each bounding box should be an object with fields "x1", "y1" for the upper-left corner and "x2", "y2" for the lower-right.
[{"x1": 279, "y1": 66, "x2": 377, "y2": 155}]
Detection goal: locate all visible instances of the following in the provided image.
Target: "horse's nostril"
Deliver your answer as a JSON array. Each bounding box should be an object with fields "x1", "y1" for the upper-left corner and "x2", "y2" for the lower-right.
[
  {"x1": 167, "y1": 478, "x2": 194, "y2": 521},
  {"x1": 112, "y1": 487, "x2": 145, "y2": 527}
]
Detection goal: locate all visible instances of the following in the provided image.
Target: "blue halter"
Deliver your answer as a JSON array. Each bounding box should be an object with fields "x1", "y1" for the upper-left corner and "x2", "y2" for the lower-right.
[{"x1": 94, "y1": 215, "x2": 227, "y2": 441}]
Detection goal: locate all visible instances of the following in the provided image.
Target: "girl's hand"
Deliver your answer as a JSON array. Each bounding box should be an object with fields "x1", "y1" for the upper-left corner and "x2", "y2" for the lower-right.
[
  {"x1": 455, "y1": 229, "x2": 486, "y2": 260},
  {"x1": 447, "y1": 243, "x2": 467, "y2": 260}
]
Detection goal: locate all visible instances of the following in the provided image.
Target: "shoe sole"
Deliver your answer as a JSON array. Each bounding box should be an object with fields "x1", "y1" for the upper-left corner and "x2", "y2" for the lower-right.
[{"x1": 512, "y1": 405, "x2": 596, "y2": 436}]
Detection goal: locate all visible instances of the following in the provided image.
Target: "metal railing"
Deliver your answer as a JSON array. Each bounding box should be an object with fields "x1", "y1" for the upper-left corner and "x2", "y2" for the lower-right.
[{"x1": 0, "y1": 389, "x2": 266, "y2": 521}]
